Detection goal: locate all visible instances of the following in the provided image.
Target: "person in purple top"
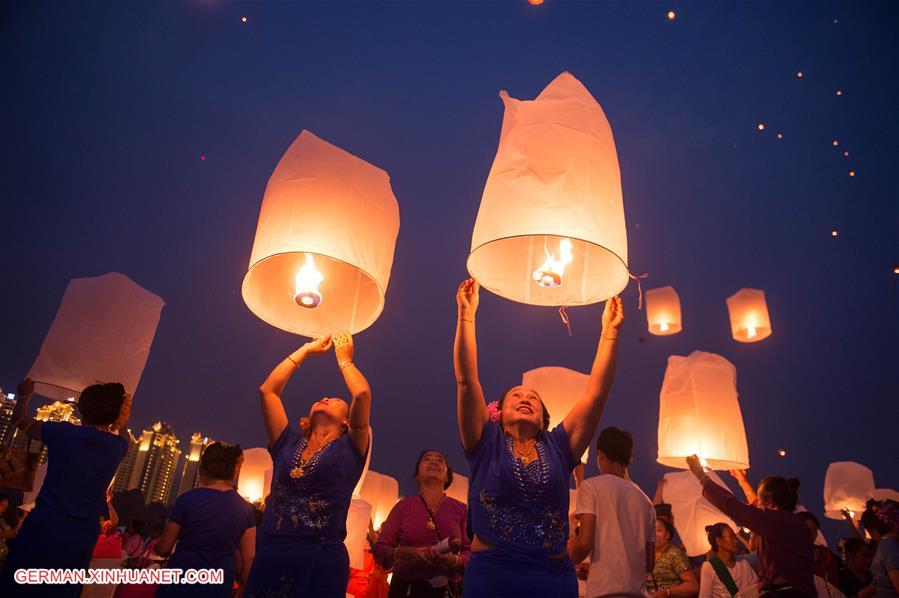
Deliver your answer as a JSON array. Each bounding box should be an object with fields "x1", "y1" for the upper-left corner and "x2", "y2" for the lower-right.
[
  {"x1": 373, "y1": 449, "x2": 471, "y2": 597},
  {"x1": 686, "y1": 455, "x2": 816, "y2": 597},
  {"x1": 453, "y1": 278, "x2": 624, "y2": 598},
  {"x1": 246, "y1": 331, "x2": 371, "y2": 598}
]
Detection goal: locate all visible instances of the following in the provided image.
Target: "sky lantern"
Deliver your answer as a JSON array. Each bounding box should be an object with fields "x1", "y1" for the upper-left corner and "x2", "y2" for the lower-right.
[
  {"x1": 467, "y1": 72, "x2": 629, "y2": 306},
  {"x1": 522, "y1": 366, "x2": 590, "y2": 463},
  {"x1": 661, "y1": 471, "x2": 739, "y2": 557},
  {"x1": 657, "y1": 351, "x2": 749, "y2": 470},
  {"x1": 446, "y1": 473, "x2": 469, "y2": 505},
  {"x1": 645, "y1": 286, "x2": 683, "y2": 335},
  {"x1": 871, "y1": 489, "x2": 899, "y2": 502},
  {"x1": 237, "y1": 447, "x2": 273, "y2": 503},
  {"x1": 823, "y1": 461, "x2": 875, "y2": 519},
  {"x1": 726, "y1": 288, "x2": 772, "y2": 342},
  {"x1": 242, "y1": 130, "x2": 400, "y2": 337},
  {"x1": 360, "y1": 470, "x2": 399, "y2": 530},
  {"x1": 27, "y1": 272, "x2": 164, "y2": 401},
  {"x1": 344, "y1": 498, "x2": 373, "y2": 570}
]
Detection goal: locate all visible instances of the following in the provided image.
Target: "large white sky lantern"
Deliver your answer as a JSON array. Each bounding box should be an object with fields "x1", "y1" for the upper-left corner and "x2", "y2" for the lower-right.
[
  {"x1": 345, "y1": 498, "x2": 373, "y2": 570},
  {"x1": 237, "y1": 447, "x2": 273, "y2": 504},
  {"x1": 27, "y1": 272, "x2": 164, "y2": 400},
  {"x1": 360, "y1": 470, "x2": 399, "y2": 530},
  {"x1": 726, "y1": 288, "x2": 772, "y2": 343},
  {"x1": 662, "y1": 471, "x2": 739, "y2": 557},
  {"x1": 468, "y1": 72, "x2": 629, "y2": 306},
  {"x1": 242, "y1": 130, "x2": 400, "y2": 337},
  {"x1": 646, "y1": 286, "x2": 682, "y2": 336},
  {"x1": 657, "y1": 351, "x2": 749, "y2": 471},
  {"x1": 823, "y1": 461, "x2": 875, "y2": 519},
  {"x1": 522, "y1": 366, "x2": 590, "y2": 463}
]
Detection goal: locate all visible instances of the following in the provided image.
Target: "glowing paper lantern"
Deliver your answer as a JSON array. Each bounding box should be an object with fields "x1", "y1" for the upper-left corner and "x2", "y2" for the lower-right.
[
  {"x1": 27, "y1": 273, "x2": 165, "y2": 400},
  {"x1": 662, "y1": 470, "x2": 738, "y2": 557},
  {"x1": 237, "y1": 448, "x2": 273, "y2": 503},
  {"x1": 352, "y1": 426, "x2": 374, "y2": 498},
  {"x1": 645, "y1": 286, "x2": 683, "y2": 336},
  {"x1": 823, "y1": 461, "x2": 875, "y2": 519},
  {"x1": 871, "y1": 489, "x2": 899, "y2": 502},
  {"x1": 446, "y1": 473, "x2": 469, "y2": 505},
  {"x1": 344, "y1": 498, "x2": 373, "y2": 570},
  {"x1": 726, "y1": 288, "x2": 772, "y2": 342},
  {"x1": 360, "y1": 470, "x2": 399, "y2": 530},
  {"x1": 468, "y1": 72, "x2": 629, "y2": 306},
  {"x1": 657, "y1": 351, "x2": 749, "y2": 470},
  {"x1": 242, "y1": 130, "x2": 400, "y2": 337},
  {"x1": 522, "y1": 366, "x2": 590, "y2": 463}
]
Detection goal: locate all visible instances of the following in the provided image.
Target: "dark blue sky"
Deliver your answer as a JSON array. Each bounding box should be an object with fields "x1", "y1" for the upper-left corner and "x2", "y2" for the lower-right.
[{"x1": 2, "y1": 1, "x2": 896, "y2": 540}]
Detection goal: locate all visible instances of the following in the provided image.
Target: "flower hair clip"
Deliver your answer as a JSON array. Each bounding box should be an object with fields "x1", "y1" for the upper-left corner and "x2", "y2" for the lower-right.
[
  {"x1": 112, "y1": 392, "x2": 132, "y2": 432},
  {"x1": 487, "y1": 401, "x2": 500, "y2": 423}
]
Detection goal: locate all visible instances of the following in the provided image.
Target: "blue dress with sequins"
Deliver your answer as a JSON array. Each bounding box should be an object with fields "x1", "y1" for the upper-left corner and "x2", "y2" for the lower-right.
[
  {"x1": 463, "y1": 420, "x2": 579, "y2": 597},
  {"x1": 245, "y1": 426, "x2": 366, "y2": 598}
]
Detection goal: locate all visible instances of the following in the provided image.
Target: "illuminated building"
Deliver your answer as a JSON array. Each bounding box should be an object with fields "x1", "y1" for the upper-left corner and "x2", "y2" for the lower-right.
[
  {"x1": 110, "y1": 429, "x2": 140, "y2": 493},
  {"x1": 0, "y1": 391, "x2": 17, "y2": 448},
  {"x1": 127, "y1": 422, "x2": 182, "y2": 506},
  {"x1": 176, "y1": 432, "x2": 214, "y2": 498}
]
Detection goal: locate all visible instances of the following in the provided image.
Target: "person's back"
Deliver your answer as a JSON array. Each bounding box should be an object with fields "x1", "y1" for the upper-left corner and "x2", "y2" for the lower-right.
[{"x1": 165, "y1": 488, "x2": 254, "y2": 571}]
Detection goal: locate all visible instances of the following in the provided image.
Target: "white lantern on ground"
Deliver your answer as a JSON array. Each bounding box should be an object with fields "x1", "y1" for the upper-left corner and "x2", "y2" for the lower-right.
[
  {"x1": 823, "y1": 461, "x2": 875, "y2": 519},
  {"x1": 657, "y1": 351, "x2": 749, "y2": 470},
  {"x1": 645, "y1": 286, "x2": 682, "y2": 335},
  {"x1": 468, "y1": 72, "x2": 629, "y2": 306},
  {"x1": 360, "y1": 470, "x2": 399, "y2": 530},
  {"x1": 522, "y1": 366, "x2": 590, "y2": 463},
  {"x1": 726, "y1": 288, "x2": 772, "y2": 342},
  {"x1": 237, "y1": 448, "x2": 273, "y2": 503},
  {"x1": 27, "y1": 272, "x2": 165, "y2": 400},
  {"x1": 446, "y1": 473, "x2": 469, "y2": 505},
  {"x1": 344, "y1": 498, "x2": 373, "y2": 570},
  {"x1": 662, "y1": 470, "x2": 739, "y2": 557},
  {"x1": 242, "y1": 130, "x2": 400, "y2": 337}
]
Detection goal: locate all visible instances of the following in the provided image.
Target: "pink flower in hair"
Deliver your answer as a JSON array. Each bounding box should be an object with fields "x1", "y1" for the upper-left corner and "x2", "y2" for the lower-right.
[{"x1": 487, "y1": 401, "x2": 501, "y2": 423}]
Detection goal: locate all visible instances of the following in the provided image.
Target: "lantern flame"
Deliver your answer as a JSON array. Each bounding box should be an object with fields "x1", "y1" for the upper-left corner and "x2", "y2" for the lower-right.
[
  {"x1": 698, "y1": 454, "x2": 710, "y2": 470},
  {"x1": 294, "y1": 253, "x2": 324, "y2": 308},
  {"x1": 746, "y1": 325, "x2": 757, "y2": 339},
  {"x1": 533, "y1": 238, "x2": 574, "y2": 288},
  {"x1": 659, "y1": 321, "x2": 670, "y2": 333}
]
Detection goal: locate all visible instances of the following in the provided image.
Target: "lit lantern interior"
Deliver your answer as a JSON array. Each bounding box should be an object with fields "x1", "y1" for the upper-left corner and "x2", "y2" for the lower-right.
[
  {"x1": 522, "y1": 366, "x2": 591, "y2": 464},
  {"x1": 446, "y1": 473, "x2": 469, "y2": 505},
  {"x1": 359, "y1": 470, "x2": 399, "y2": 530},
  {"x1": 294, "y1": 253, "x2": 324, "y2": 308},
  {"x1": 726, "y1": 288, "x2": 772, "y2": 342},
  {"x1": 645, "y1": 286, "x2": 683, "y2": 336},
  {"x1": 237, "y1": 447, "x2": 273, "y2": 503},
  {"x1": 823, "y1": 461, "x2": 875, "y2": 520}
]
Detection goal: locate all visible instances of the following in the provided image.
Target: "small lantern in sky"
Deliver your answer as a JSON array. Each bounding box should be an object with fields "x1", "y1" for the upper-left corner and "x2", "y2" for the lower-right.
[
  {"x1": 242, "y1": 130, "x2": 400, "y2": 337},
  {"x1": 237, "y1": 448, "x2": 273, "y2": 503},
  {"x1": 522, "y1": 366, "x2": 590, "y2": 463},
  {"x1": 823, "y1": 461, "x2": 875, "y2": 519},
  {"x1": 645, "y1": 286, "x2": 682, "y2": 335},
  {"x1": 657, "y1": 351, "x2": 750, "y2": 470},
  {"x1": 726, "y1": 288, "x2": 772, "y2": 342},
  {"x1": 467, "y1": 72, "x2": 629, "y2": 306}
]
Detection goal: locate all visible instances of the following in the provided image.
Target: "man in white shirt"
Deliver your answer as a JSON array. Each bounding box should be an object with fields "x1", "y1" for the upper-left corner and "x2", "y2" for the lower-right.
[{"x1": 570, "y1": 426, "x2": 656, "y2": 598}]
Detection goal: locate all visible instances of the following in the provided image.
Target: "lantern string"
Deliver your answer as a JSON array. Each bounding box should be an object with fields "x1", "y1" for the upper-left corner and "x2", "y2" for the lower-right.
[
  {"x1": 628, "y1": 271, "x2": 649, "y2": 310},
  {"x1": 559, "y1": 306, "x2": 573, "y2": 337}
]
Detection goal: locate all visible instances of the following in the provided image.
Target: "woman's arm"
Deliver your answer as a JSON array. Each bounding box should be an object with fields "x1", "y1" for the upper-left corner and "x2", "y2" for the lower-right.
[
  {"x1": 11, "y1": 378, "x2": 41, "y2": 441},
  {"x1": 236, "y1": 526, "x2": 256, "y2": 596},
  {"x1": 258, "y1": 337, "x2": 333, "y2": 446},
  {"x1": 687, "y1": 456, "x2": 778, "y2": 537},
  {"x1": 152, "y1": 521, "x2": 181, "y2": 557},
  {"x1": 333, "y1": 331, "x2": 371, "y2": 457},
  {"x1": 372, "y1": 503, "x2": 403, "y2": 569},
  {"x1": 728, "y1": 469, "x2": 758, "y2": 505},
  {"x1": 454, "y1": 279, "x2": 488, "y2": 451},
  {"x1": 562, "y1": 296, "x2": 624, "y2": 460}
]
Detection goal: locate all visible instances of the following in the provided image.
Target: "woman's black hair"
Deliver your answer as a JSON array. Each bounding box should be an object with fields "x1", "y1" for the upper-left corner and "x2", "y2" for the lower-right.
[
  {"x1": 758, "y1": 476, "x2": 799, "y2": 511},
  {"x1": 861, "y1": 499, "x2": 893, "y2": 536},
  {"x1": 200, "y1": 442, "x2": 243, "y2": 481},
  {"x1": 413, "y1": 450, "x2": 454, "y2": 490},
  {"x1": 78, "y1": 382, "x2": 126, "y2": 426},
  {"x1": 705, "y1": 522, "x2": 731, "y2": 552},
  {"x1": 657, "y1": 517, "x2": 676, "y2": 542},
  {"x1": 843, "y1": 537, "x2": 870, "y2": 557},
  {"x1": 595, "y1": 427, "x2": 634, "y2": 466},
  {"x1": 498, "y1": 386, "x2": 551, "y2": 431}
]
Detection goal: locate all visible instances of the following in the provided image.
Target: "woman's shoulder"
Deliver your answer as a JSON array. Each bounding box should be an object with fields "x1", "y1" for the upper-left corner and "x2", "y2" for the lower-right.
[{"x1": 445, "y1": 495, "x2": 467, "y2": 513}]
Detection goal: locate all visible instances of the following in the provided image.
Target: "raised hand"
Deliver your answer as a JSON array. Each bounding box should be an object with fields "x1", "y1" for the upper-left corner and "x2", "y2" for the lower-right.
[
  {"x1": 302, "y1": 336, "x2": 333, "y2": 355},
  {"x1": 601, "y1": 296, "x2": 624, "y2": 335},
  {"x1": 332, "y1": 331, "x2": 354, "y2": 366},
  {"x1": 456, "y1": 278, "x2": 480, "y2": 320},
  {"x1": 686, "y1": 454, "x2": 706, "y2": 480},
  {"x1": 16, "y1": 378, "x2": 34, "y2": 398}
]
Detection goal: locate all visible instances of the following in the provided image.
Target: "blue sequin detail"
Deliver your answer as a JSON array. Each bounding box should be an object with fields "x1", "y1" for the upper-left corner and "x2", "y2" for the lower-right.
[{"x1": 271, "y1": 437, "x2": 334, "y2": 531}]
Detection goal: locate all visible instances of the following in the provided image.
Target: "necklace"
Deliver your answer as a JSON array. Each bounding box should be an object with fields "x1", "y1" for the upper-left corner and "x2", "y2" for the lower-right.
[
  {"x1": 512, "y1": 438, "x2": 538, "y2": 465},
  {"x1": 419, "y1": 493, "x2": 446, "y2": 532},
  {"x1": 289, "y1": 436, "x2": 336, "y2": 479}
]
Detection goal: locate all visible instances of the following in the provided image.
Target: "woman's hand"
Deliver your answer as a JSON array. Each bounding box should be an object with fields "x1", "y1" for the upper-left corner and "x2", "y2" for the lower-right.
[
  {"x1": 456, "y1": 278, "x2": 479, "y2": 320},
  {"x1": 729, "y1": 469, "x2": 748, "y2": 482},
  {"x1": 302, "y1": 336, "x2": 332, "y2": 355},
  {"x1": 601, "y1": 295, "x2": 624, "y2": 335},
  {"x1": 686, "y1": 455, "x2": 706, "y2": 480},
  {"x1": 426, "y1": 551, "x2": 460, "y2": 572},
  {"x1": 397, "y1": 546, "x2": 434, "y2": 566},
  {"x1": 333, "y1": 331, "x2": 354, "y2": 366},
  {"x1": 16, "y1": 378, "x2": 34, "y2": 399}
]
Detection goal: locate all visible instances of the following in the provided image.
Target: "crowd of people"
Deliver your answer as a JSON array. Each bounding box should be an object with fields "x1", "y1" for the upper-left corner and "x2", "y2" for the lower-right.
[{"x1": 0, "y1": 278, "x2": 896, "y2": 598}]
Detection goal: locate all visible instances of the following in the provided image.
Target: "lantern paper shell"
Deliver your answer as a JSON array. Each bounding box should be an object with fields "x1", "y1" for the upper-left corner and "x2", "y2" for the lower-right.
[
  {"x1": 662, "y1": 471, "x2": 739, "y2": 557},
  {"x1": 468, "y1": 71, "x2": 629, "y2": 306},
  {"x1": 242, "y1": 130, "x2": 400, "y2": 337},
  {"x1": 522, "y1": 366, "x2": 590, "y2": 463},
  {"x1": 871, "y1": 488, "x2": 899, "y2": 503},
  {"x1": 359, "y1": 470, "x2": 399, "y2": 530},
  {"x1": 344, "y1": 498, "x2": 373, "y2": 570},
  {"x1": 237, "y1": 448, "x2": 273, "y2": 503},
  {"x1": 446, "y1": 473, "x2": 469, "y2": 505},
  {"x1": 657, "y1": 351, "x2": 750, "y2": 470},
  {"x1": 27, "y1": 272, "x2": 165, "y2": 400},
  {"x1": 823, "y1": 461, "x2": 875, "y2": 519},
  {"x1": 352, "y1": 426, "x2": 373, "y2": 498},
  {"x1": 726, "y1": 288, "x2": 772, "y2": 342},
  {"x1": 645, "y1": 286, "x2": 683, "y2": 336}
]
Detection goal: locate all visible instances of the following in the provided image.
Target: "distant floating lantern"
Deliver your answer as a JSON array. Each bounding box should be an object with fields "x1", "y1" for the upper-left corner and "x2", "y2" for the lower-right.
[
  {"x1": 666, "y1": 10, "x2": 676, "y2": 20},
  {"x1": 796, "y1": 71, "x2": 804, "y2": 78},
  {"x1": 836, "y1": 89, "x2": 843, "y2": 96},
  {"x1": 777, "y1": 133, "x2": 784, "y2": 139},
  {"x1": 237, "y1": 448, "x2": 273, "y2": 503},
  {"x1": 832, "y1": 140, "x2": 839, "y2": 146},
  {"x1": 831, "y1": 229, "x2": 839, "y2": 237},
  {"x1": 849, "y1": 170, "x2": 856, "y2": 177},
  {"x1": 468, "y1": 72, "x2": 629, "y2": 306},
  {"x1": 241, "y1": 16, "x2": 247, "y2": 22},
  {"x1": 645, "y1": 286, "x2": 683, "y2": 336},
  {"x1": 657, "y1": 351, "x2": 750, "y2": 470},
  {"x1": 726, "y1": 288, "x2": 772, "y2": 342},
  {"x1": 843, "y1": 151, "x2": 849, "y2": 157},
  {"x1": 894, "y1": 265, "x2": 899, "y2": 275},
  {"x1": 522, "y1": 367, "x2": 591, "y2": 463},
  {"x1": 242, "y1": 131, "x2": 400, "y2": 337},
  {"x1": 528, "y1": 0, "x2": 544, "y2": 5},
  {"x1": 823, "y1": 461, "x2": 875, "y2": 519},
  {"x1": 757, "y1": 123, "x2": 765, "y2": 131},
  {"x1": 777, "y1": 449, "x2": 787, "y2": 457}
]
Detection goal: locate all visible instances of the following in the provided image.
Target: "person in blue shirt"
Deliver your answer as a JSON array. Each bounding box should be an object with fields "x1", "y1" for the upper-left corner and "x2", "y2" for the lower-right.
[
  {"x1": 245, "y1": 330, "x2": 371, "y2": 598},
  {"x1": 452, "y1": 278, "x2": 624, "y2": 598},
  {"x1": 0, "y1": 378, "x2": 130, "y2": 597},
  {"x1": 154, "y1": 441, "x2": 256, "y2": 597}
]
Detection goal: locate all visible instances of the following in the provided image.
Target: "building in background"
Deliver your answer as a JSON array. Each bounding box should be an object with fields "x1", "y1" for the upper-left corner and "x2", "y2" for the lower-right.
[
  {"x1": 176, "y1": 432, "x2": 213, "y2": 498},
  {"x1": 111, "y1": 429, "x2": 141, "y2": 494},
  {"x1": 128, "y1": 421, "x2": 182, "y2": 506},
  {"x1": 0, "y1": 391, "x2": 17, "y2": 448},
  {"x1": 19, "y1": 399, "x2": 81, "y2": 463}
]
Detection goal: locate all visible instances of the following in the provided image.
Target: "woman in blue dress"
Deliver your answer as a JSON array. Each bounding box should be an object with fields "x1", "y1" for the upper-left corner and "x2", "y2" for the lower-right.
[
  {"x1": 246, "y1": 330, "x2": 371, "y2": 598},
  {"x1": 0, "y1": 378, "x2": 130, "y2": 597},
  {"x1": 154, "y1": 442, "x2": 256, "y2": 597},
  {"x1": 453, "y1": 279, "x2": 624, "y2": 598}
]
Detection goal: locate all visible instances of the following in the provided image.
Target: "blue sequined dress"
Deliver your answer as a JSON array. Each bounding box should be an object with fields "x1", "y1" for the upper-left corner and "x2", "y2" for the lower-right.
[
  {"x1": 245, "y1": 426, "x2": 365, "y2": 598},
  {"x1": 463, "y1": 420, "x2": 578, "y2": 598}
]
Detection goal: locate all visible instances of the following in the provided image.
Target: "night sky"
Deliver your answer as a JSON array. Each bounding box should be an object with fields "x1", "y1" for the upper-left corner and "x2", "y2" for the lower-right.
[{"x1": 2, "y1": 1, "x2": 896, "y2": 541}]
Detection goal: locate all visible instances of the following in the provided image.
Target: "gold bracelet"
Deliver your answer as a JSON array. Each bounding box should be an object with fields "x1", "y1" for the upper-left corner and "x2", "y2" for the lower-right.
[
  {"x1": 601, "y1": 335, "x2": 619, "y2": 341},
  {"x1": 339, "y1": 361, "x2": 355, "y2": 371},
  {"x1": 287, "y1": 356, "x2": 300, "y2": 368},
  {"x1": 459, "y1": 317, "x2": 474, "y2": 323}
]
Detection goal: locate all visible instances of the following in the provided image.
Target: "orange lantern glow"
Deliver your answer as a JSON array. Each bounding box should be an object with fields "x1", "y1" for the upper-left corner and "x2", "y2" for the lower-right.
[
  {"x1": 446, "y1": 473, "x2": 469, "y2": 505},
  {"x1": 467, "y1": 72, "x2": 629, "y2": 306},
  {"x1": 657, "y1": 351, "x2": 750, "y2": 470},
  {"x1": 237, "y1": 448, "x2": 273, "y2": 503},
  {"x1": 360, "y1": 470, "x2": 399, "y2": 530},
  {"x1": 823, "y1": 461, "x2": 875, "y2": 519},
  {"x1": 522, "y1": 366, "x2": 590, "y2": 462},
  {"x1": 242, "y1": 130, "x2": 400, "y2": 337},
  {"x1": 726, "y1": 288, "x2": 772, "y2": 342},
  {"x1": 645, "y1": 286, "x2": 683, "y2": 335},
  {"x1": 666, "y1": 10, "x2": 676, "y2": 21},
  {"x1": 528, "y1": 0, "x2": 544, "y2": 4}
]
